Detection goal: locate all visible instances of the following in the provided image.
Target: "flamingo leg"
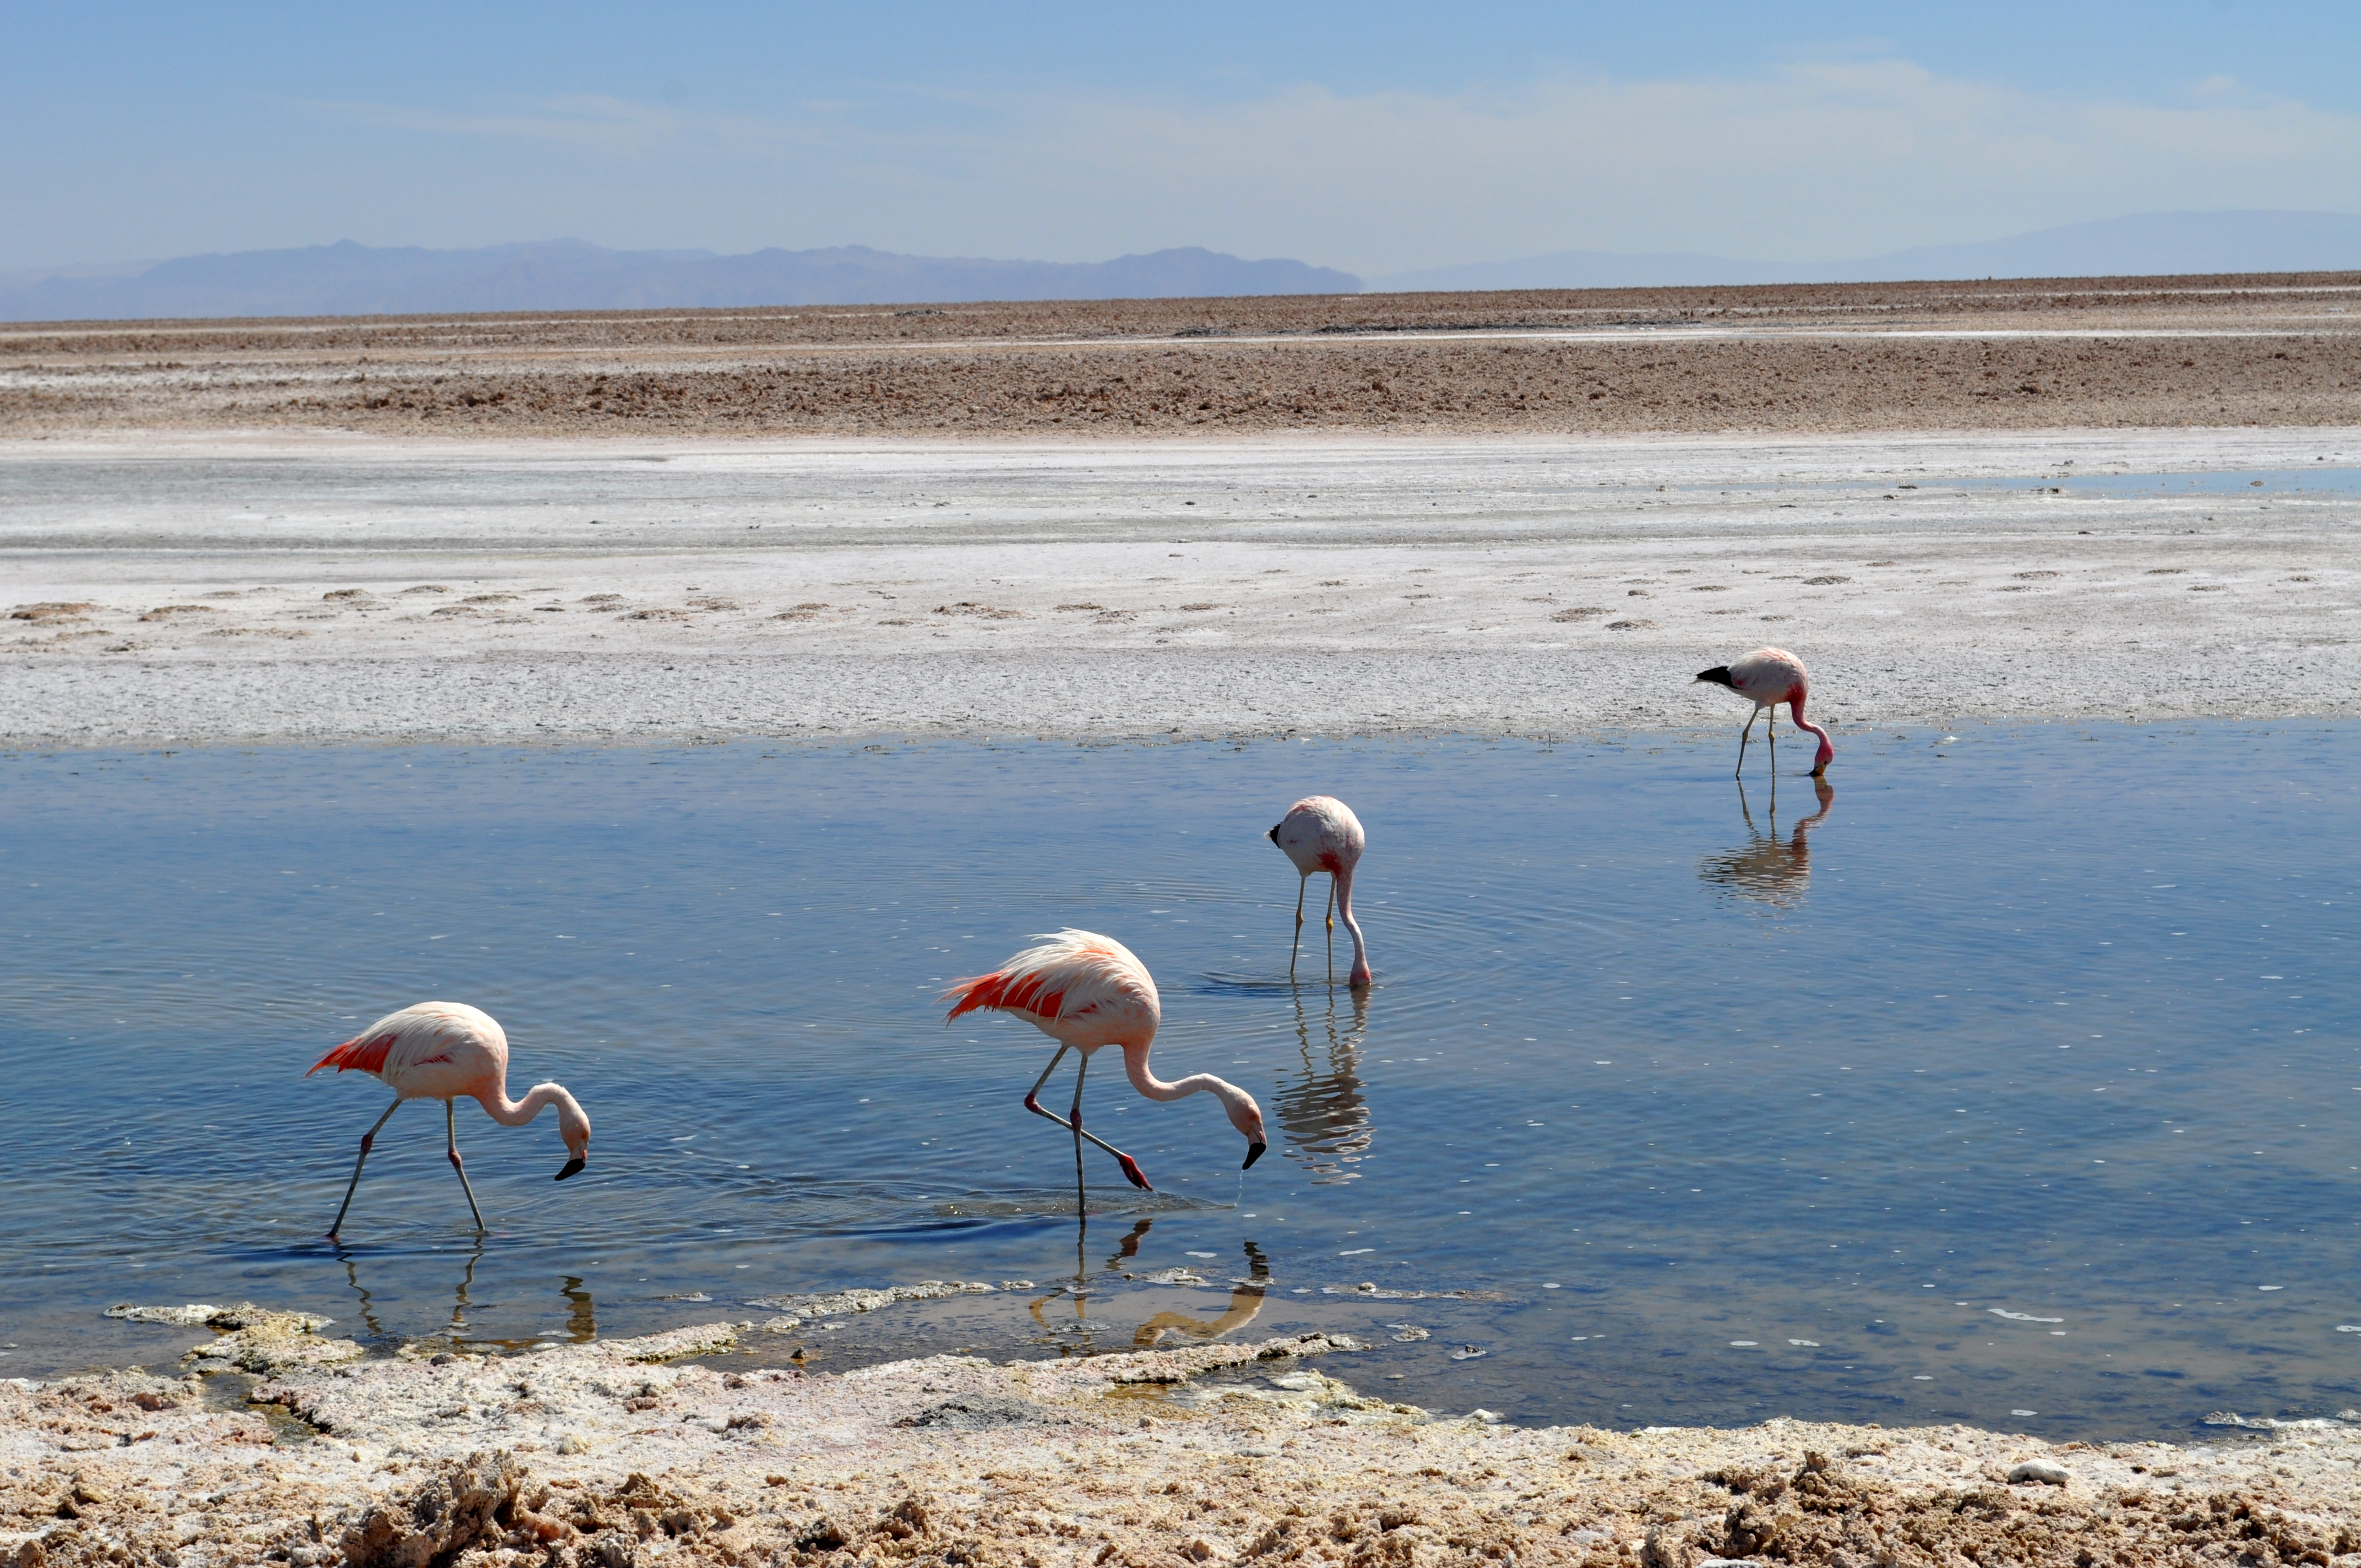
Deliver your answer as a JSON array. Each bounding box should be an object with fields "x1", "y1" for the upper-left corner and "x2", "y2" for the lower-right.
[
  {"x1": 1288, "y1": 878, "x2": 1306, "y2": 979},
  {"x1": 445, "y1": 1100, "x2": 487, "y2": 1234},
  {"x1": 1023, "y1": 1045, "x2": 1154, "y2": 1191},
  {"x1": 1322, "y1": 873, "x2": 1341, "y2": 987},
  {"x1": 1070, "y1": 1053, "x2": 1089, "y2": 1207},
  {"x1": 1023, "y1": 1043, "x2": 1071, "y2": 1115},
  {"x1": 328, "y1": 1098, "x2": 403, "y2": 1239},
  {"x1": 1767, "y1": 704, "x2": 1778, "y2": 779},
  {"x1": 1734, "y1": 706, "x2": 1758, "y2": 777}
]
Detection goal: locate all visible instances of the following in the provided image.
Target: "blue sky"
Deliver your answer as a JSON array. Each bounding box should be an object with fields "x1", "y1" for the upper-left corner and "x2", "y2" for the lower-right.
[{"x1": 5, "y1": 1, "x2": 2357, "y2": 274}]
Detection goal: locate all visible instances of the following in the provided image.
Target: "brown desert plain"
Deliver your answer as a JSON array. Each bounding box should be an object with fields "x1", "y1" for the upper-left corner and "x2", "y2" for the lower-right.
[
  {"x1": 3, "y1": 276, "x2": 2360, "y2": 1567},
  {"x1": 3, "y1": 273, "x2": 2358, "y2": 437}
]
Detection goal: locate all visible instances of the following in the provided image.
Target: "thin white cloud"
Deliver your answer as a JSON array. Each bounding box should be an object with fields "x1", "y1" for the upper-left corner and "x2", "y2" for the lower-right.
[{"x1": 950, "y1": 61, "x2": 2361, "y2": 269}]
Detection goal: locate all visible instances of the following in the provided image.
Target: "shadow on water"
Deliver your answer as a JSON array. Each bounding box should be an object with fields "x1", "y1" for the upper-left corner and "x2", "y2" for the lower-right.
[{"x1": 1698, "y1": 776, "x2": 1835, "y2": 909}]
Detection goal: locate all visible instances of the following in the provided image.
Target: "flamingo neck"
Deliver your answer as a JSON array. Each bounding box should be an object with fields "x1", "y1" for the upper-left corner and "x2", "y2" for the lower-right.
[
  {"x1": 1787, "y1": 693, "x2": 1836, "y2": 765},
  {"x1": 481, "y1": 1081, "x2": 575, "y2": 1128},
  {"x1": 1333, "y1": 865, "x2": 1372, "y2": 986},
  {"x1": 1121, "y1": 1042, "x2": 1249, "y2": 1118}
]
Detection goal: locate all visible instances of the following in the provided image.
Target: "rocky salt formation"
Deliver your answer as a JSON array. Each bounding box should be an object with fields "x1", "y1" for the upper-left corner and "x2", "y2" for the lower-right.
[{"x1": 4, "y1": 1305, "x2": 2358, "y2": 1568}]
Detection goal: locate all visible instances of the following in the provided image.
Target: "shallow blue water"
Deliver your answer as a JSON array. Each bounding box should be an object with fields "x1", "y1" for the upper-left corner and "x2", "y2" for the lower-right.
[{"x1": 1, "y1": 726, "x2": 2355, "y2": 1439}]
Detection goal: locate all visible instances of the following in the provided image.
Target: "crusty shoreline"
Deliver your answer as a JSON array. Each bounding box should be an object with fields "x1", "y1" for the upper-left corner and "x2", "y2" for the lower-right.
[{"x1": 7, "y1": 1302, "x2": 2355, "y2": 1568}]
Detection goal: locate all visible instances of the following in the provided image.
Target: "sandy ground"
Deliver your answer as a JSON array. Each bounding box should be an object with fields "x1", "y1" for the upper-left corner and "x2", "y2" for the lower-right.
[
  {"x1": 3, "y1": 275, "x2": 2356, "y2": 438},
  {"x1": 7, "y1": 1302, "x2": 2356, "y2": 1568},
  {"x1": 4, "y1": 426, "x2": 2355, "y2": 747}
]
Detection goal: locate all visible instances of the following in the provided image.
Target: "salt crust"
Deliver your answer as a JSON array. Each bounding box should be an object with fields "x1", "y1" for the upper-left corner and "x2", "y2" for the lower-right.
[
  {"x1": 4, "y1": 427, "x2": 2356, "y2": 747},
  {"x1": 4, "y1": 1303, "x2": 2355, "y2": 1568}
]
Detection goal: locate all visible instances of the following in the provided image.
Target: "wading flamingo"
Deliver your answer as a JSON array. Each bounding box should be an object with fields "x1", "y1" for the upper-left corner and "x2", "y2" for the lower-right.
[
  {"x1": 1694, "y1": 647, "x2": 1834, "y2": 779},
  {"x1": 307, "y1": 1001, "x2": 592, "y2": 1239},
  {"x1": 1268, "y1": 796, "x2": 1372, "y2": 987},
  {"x1": 943, "y1": 929, "x2": 1267, "y2": 1193}
]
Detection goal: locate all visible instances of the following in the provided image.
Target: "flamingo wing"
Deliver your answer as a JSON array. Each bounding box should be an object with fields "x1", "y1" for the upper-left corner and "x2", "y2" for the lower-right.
[
  {"x1": 943, "y1": 929, "x2": 1160, "y2": 1035},
  {"x1": 1728, "y1": 647, "x2": 1808, "y2": 704},
  {"x1": 1271, "y1": 796, "x2": 1365, "y2": 875},
  {"x1": 308, "y1": 1001, "x2": 502, "y2": 1081}
]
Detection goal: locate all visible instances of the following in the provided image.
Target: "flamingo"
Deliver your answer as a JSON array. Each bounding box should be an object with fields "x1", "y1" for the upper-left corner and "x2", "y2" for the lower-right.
[
  {"x1": 942, "y1": 929, "x2": 1267, "y2": 1193},
  {"x1": 1700, "y1": 776, "x2": 1837, "y2": 908},
  {"x1": 307, "y1": 1001, "x2": 592, "y2": 1239},
  {"x1": 1268, "y1": 796, "x2": 1372, "y2": 987},
  {"x1": 1694, "y1": 646, "x2": 1835, "y2": 779}
]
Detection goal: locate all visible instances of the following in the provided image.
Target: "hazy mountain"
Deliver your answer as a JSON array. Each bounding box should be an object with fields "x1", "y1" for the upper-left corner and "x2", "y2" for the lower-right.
[
  {"x1": 9, "y1": 210, "x2": 2350, "y2": 323},
  {"x1": 1365, "y1": 210, "x2": 2361, "y2": 293},
  {"x1": 1369, "y1": 250, "x2": 1802, "y2": 292},
  {"x1": 1845, "y1": 210, "x2": 2361, "y2": 283},
  {"x1": 0, "y1": 239, "x2": 1361, "y2": 322}
]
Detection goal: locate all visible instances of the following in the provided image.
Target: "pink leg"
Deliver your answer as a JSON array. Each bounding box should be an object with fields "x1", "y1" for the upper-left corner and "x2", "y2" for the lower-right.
[
  {"x1": 1022, "y1": 1044, "x2": 1152, "y2": 1190},
  {"x1": 445, "y1": 1100, "x2": 486, "y2": 1233},
  {"x1": 328, "y1": 1099, "x2": 402, "y2": 1240}
]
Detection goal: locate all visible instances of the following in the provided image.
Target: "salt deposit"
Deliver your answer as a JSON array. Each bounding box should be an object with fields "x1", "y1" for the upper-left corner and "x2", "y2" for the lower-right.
[
  {"x1": 4, "y1": 1303, "x2": 2354, "y2": 1568},
  {"x1": 4, "y1": 427, "x2": 2354, "y2": 748}
]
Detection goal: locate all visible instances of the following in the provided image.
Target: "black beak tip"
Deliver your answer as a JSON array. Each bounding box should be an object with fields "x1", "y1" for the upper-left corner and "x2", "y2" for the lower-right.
[
  {"x1": 556, "y1": 1157, "x2": 586, "y2": 1182},
  {"x1": 1243, "y1": 1141, "x2": 1267, "y2": 1170}
]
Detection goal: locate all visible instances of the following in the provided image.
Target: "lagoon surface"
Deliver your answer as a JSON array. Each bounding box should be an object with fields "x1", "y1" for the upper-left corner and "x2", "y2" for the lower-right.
[{"x1": 1, "y1": 725, "x2": 2354, "y2": 1440}]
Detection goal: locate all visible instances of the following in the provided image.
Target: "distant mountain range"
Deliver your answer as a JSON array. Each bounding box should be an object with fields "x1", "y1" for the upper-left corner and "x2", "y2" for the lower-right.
[
  {"x1": 1364, "y1": 211, "x2": 2361, "y2": 292},
  {"x1": 0, "y1": 241, "x2": 1361, "y2": 322},
  {"x1": 3, "y1": 211, "x2": 2352, "y2": 323}
]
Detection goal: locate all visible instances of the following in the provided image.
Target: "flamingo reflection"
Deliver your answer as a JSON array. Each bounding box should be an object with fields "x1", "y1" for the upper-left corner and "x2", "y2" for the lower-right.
[
  {"x1": 1277, "y1": 987, "x2": 1373, "y2": 1183},
  {"x1": 1133, "y1": 1242, "x2": 1271, "y2": 1348},
  {"x1": 1698, "y1": 776, "x2": 1835, "y2": 908},
  {"x1": 335, "y1": 1241, "x2": 598, "y2": 1351},
  {"x1": 1024, "y1": 1225, "x2": 1275, "y2": 1352},
  {"x1": 1029, "y1": 1217, "x2": 1156, "y2": 1342}
]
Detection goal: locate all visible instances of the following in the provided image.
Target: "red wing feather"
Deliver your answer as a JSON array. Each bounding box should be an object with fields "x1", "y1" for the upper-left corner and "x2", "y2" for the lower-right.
[
  {"x1": 943, "y1": 972, "x2": 1065, "y2": 1022},
  {"x1": 308, "y1": 1031, "x2": 395, "y2": 1076}
]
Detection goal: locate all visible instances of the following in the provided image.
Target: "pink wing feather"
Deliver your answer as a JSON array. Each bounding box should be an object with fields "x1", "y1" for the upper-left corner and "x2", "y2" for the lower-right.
[
  {"x1": 306, "y1": 1001, "x2": 502, "y2": 1082},
  {"x1": 942, "y1": 929, "x2": 1160, "y2": 1043}
]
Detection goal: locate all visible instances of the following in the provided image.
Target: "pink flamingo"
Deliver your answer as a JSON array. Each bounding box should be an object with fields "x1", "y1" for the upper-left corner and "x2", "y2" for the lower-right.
[
  {"x1": 307, "y1": 1001, "x2": 592, "y2": 1239},
  {"x1": 1268, "y1": 796, "x2": 1372, "y2": 987},
  {"x1": 943, "y1": 929, "x2": 1267, "y2": 1192},
  {"x1": 1695, "y1": 647, "x2": 1834, "y2": 779}
]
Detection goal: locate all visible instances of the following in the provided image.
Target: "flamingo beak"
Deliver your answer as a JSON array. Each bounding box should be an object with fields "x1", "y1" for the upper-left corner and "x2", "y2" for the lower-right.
[
  {"x1": 1243, "y1": 1141, "x2": 1267, "y2": 1170},
  {"x1": 556, "y1": 1157, "x2": 586, "y2": 1182}
]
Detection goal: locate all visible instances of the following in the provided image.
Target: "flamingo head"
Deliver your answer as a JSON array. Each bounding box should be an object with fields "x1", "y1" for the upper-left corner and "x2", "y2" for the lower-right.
[
  {"x1": 554, "y1": 1093, "x2": 591, "y2": 1182},
  {"x1": 1222, "y1": 1084, "x2": 1269, "y2": 1170}
]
